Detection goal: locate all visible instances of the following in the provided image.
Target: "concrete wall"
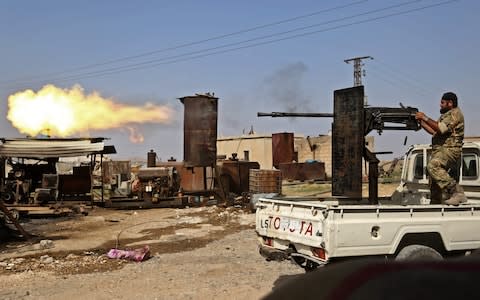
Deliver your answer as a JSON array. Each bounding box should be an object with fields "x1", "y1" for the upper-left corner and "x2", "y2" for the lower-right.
[
  {"x1": 217, "y1": 135, "x2": 275, "y2": 169},
  {"x1": 295, "y1": 135, "x2": 332, "y2": 177},
  {"x1": 294, "y1": 135, "x2": 374, "y2": 179},
  {"x1": 217, "y1": 133, "x2": 375, "y2": 178}
]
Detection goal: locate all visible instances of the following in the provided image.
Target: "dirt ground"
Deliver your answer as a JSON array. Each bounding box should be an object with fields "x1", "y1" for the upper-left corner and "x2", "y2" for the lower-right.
[{"x1": 0, "y1": 182, "x2": 398, "y2": 300}]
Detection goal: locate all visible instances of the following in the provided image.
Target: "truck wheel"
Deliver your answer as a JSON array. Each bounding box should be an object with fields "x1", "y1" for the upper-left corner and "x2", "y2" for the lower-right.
[
  {"x1": 291, "y1": 256, "x2": 318, "y2": 272},
  {"x1": 396, "y1": 244, "x2": 443, "y2": 261},
  {"x1": 304, "y1": 260, "x2": 319, "y2": 272}
]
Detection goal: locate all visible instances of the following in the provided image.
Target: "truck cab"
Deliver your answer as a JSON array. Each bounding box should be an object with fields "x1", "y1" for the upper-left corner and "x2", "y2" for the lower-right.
[{"x1": 391, "y1": 142, "x2": 480, "y2": 205}]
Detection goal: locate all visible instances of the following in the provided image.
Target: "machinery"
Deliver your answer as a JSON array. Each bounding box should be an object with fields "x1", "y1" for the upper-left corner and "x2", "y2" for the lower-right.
[
  {"x1": 2, "y1": 158, "x2": 57, "y2": 204},
  {"x1": 0, "y1": 137, "x2": 111, "y2": 206},
  {"x1": 133, "y1": 166, "x2": 181, "y2": 203}
]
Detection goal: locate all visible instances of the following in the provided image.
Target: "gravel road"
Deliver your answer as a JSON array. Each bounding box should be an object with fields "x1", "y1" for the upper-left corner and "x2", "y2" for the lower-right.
[
  {"x1": 0, "y1": 206, "x2": 303, "y2": 300},
  {"x1": 0, "y1": 183, "x2": 399, "y2": 299}
]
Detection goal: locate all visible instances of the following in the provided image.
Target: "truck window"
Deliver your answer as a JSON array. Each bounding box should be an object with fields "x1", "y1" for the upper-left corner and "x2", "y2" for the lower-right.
[
  {"x1": 462, "y1": 154, "x2": 478, "y2": 179},
  {"x1": 409, "y1": 148, "x2": 477, "y2": 182},
  {"x1": 414, "y1": 154, "x2": 424, "y2": 179}
]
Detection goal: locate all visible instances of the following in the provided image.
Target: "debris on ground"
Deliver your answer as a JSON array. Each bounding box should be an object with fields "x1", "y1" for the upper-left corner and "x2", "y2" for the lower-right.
[{"x1": 107, "y1": 245, "x2": 150, "y2": 262}]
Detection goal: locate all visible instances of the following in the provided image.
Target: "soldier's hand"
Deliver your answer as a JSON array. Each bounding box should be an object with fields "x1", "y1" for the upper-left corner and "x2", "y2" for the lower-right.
[{"x1": 415, "y1": 112, "x2": 426, "y2": 121}]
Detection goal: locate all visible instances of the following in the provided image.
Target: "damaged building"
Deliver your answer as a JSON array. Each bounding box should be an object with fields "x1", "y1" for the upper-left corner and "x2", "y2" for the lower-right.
[{"x1": 217, "y1": 132, "x2": 375, "y2": 180}]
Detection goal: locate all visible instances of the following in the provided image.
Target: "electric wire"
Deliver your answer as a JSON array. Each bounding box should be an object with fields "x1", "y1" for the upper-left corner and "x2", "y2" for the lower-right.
[
  {"x1": 368, "y1": 63, "x2": 435, "y2": 97},
  {"x1": 45, "y1": 0, "x2": 421, "y2": 80},
  {"x1": 367, "y1": 70, "x2": 432, "y2": 99},
  {"x1": 3, "y1": 0, "x2": 459, "y2": 87},
  {"x1": 7, "y1": 0, "x2": 422, "y2": 85},
  {"x1": 0, "y1": 0, "x2": 443, "y2": 86},
  {"x1": 0, "y1": 0, "x2": 368, "y2": 85},
  {"x1": 52, "y1": 0, "x2": 459, "y2": 83},
  {"x1": 373, "y1": 58, "x2": 443, "y2": 92}
]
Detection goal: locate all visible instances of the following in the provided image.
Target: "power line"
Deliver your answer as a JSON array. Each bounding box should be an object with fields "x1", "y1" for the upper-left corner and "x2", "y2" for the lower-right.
[
  {"x1": 3, "y1": 0, "x2": 424, "y2": 87},
  {"x1": 0, "y1": 0, "x2": 368, "y2": 85},
  {"x1": 73, "y1": 0, "x2": 418, "y2": 76},
  {"x1": 368, "y1": 63, "x2": 435, "y2": 96},
  {"x1": 369, "y1": 64, "x2": 430, "y2": 96},
  {"x1": 3, "y1": 0, "x2": 426, "y2": 86},
  {"x1": 15, "y1": 0, "x2": 416, "y2": 85},
  {"x1": 373, "y1": 58, "x2": 443, "y2": 91},
  {"x1": 367, "y1": 69, "x2": 433, "y2": 98},
  {"x1": 4, "y1": 0, "x2": 459, "y2": 87}
]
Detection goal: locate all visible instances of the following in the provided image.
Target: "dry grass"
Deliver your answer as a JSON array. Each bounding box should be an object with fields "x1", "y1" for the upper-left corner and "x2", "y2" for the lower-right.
[
  {"x1": 281, "y1": 181, "x2": 399, "y2": 198},
  {"x1": 281, "y1": 182, "x2": 331, "y2": 197}
]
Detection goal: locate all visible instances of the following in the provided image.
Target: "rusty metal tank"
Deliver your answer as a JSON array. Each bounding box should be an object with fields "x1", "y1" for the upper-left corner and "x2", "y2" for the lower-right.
[
  {"x1": 272, "y1": 132, "x2": 295, "y2": 169},
  {"x1": 179, "y1": 93, "x2": 218, "y2": 167},
  {"x1": 278, "y1": 161, "x2": 326, "y2": 181},
  {"x1": 147, "y1": 149, "x2": 156, "y2": 168},
  {"x1": 218, "y1": 160, "x2": 260, "y2": 195}
]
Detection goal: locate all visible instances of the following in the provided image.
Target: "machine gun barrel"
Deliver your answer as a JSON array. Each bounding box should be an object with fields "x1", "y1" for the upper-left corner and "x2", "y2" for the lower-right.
[
  {"x1": 258, "y1": 105, "x2": 420, "y2": 134},
  {"x1": 257, "y1": 112, "x2": 334, "y2": 118}
]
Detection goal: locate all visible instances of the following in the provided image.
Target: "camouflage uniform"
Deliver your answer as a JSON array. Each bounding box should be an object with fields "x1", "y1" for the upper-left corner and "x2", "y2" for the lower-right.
[{"x1": 427, "y1": 107, "x2": 464, "y2": 203}]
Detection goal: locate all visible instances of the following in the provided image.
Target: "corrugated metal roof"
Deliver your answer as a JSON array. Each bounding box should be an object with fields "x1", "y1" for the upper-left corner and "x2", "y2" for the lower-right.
[{"x1": 0, "y1": 138, "x2": 107, "y2": 158}]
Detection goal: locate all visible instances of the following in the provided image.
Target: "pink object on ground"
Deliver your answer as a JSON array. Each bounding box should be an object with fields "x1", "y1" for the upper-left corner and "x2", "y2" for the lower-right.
[{"x1": 107, "y1": 245, "x2": 150, "y2": 262}]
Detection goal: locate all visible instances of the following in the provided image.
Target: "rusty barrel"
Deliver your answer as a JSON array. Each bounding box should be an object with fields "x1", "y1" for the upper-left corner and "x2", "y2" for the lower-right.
[{"x1": 249, "y1": 169, "x2": 282, "y2": 194}]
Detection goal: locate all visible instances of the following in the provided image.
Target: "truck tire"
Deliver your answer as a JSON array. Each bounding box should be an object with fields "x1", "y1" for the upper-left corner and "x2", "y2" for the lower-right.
[{"x1": 396, "y1": 244, "x2": 443, "y2": 261}]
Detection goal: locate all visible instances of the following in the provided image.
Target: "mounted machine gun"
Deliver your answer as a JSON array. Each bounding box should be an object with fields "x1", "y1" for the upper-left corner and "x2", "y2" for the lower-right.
[
  {"x1": 258, "y1": 105, "x2": 420, "y2": 134},
  {"x1": 258, "y1": 86, "x2": 420, "y2": 204}
]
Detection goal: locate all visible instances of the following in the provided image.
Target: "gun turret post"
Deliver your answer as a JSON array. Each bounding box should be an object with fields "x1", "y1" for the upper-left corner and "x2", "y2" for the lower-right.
[{"x1": 257, "y1": 86, "x2": 421, "y2": 204}]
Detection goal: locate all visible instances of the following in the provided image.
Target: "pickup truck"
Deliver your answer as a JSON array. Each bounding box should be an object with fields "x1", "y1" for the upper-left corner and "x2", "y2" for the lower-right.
[{"x1": 256, "y1": 142, "x2": 480, "y2": 270}]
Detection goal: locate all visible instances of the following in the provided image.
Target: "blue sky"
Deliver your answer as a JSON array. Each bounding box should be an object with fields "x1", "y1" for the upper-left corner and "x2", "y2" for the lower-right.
[{"x1": 0, "y1": 0, "x2": 478, "y2": 161}]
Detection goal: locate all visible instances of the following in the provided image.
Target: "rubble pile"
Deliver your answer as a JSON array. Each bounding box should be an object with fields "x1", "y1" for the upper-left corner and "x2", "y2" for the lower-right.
[{"x1": 0, "y1": 251, "x2": 127, "y2": 275}]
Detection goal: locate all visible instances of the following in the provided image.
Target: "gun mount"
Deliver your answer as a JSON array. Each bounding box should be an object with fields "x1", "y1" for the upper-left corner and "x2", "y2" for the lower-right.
[
  {"x1": 258, "y1": 106, "x2": 420, "y2": 135},
  {"x1": 364, "y1": 106, "x2": 420, "y2": 134},
  {"x1": 258, "y1": 86, "x2": 420, "y2": 204}
]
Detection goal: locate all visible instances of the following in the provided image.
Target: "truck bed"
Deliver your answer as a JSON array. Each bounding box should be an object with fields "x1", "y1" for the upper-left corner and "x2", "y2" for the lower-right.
[{"x1": 256, "y1": 197, "x2": 480, "y2": 265}]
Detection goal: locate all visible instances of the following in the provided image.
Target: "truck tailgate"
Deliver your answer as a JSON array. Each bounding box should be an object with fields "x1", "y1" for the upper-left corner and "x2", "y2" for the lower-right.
[{"x1": 255, "y1": 198, "x2": 328, "y2": 247}]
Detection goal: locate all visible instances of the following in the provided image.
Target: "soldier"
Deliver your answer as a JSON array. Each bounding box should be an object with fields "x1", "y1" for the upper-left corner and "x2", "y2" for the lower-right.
[{"x1": 415, "y1": 92, "x2": 466, "y2": 205}]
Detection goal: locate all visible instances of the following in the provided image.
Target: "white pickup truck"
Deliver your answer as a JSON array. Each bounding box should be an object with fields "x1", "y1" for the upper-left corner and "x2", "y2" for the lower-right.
[{"x1": 256, "y1": 142, "x2": 480, "y2": 270}]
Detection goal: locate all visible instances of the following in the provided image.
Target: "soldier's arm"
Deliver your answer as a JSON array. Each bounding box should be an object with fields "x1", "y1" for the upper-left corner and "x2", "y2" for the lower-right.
[
  {"x1": 420, "y1": 120, "x2": 436, "y2": 135},
  {"x1": 416, "y1": 112, "x2": 440, "y2": 134}
]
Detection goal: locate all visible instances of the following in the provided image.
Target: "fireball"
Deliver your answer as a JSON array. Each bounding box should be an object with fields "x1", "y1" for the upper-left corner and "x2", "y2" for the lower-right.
[{"x1": 7, "y1": 84, "x2": 174, "y2": 143}]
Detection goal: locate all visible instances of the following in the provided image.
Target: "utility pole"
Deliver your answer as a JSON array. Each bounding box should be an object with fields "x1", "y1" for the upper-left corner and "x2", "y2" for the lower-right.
[{"x1": 344, "y1": 56, "x2": 373, "y2": 87}]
